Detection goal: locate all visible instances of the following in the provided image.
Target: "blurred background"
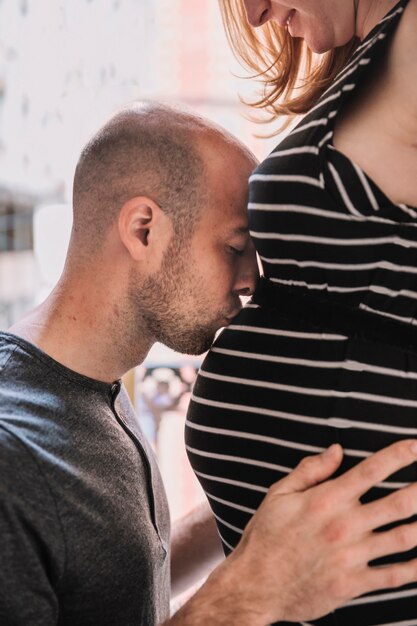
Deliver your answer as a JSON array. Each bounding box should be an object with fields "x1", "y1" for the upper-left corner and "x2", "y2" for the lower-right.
[{"x1": 0, "y1": 0, "x2": 276, "y2": 521}]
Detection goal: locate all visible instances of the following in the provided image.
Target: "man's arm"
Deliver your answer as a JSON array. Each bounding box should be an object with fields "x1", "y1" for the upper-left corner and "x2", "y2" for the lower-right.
[
  {"x1": 171, "y1": 500, "x2": 224, "y2": 599},
  {"x1": 0, "y1": 427, "x2": 61, "y2": 625},
  {"x1": 162, "y1": 440, "x2": 417, "y2": 626}
]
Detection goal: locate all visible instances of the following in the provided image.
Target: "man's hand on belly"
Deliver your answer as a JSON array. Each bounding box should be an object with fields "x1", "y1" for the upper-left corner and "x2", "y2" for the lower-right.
[{"x1": 164, "y1": 439, "x2": 417, "y2": 625}]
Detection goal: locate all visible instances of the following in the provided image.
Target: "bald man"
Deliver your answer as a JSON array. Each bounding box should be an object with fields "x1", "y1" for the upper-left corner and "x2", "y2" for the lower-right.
[{"x1": 1, "y1": 102, "x2": 417, "y2": 626}]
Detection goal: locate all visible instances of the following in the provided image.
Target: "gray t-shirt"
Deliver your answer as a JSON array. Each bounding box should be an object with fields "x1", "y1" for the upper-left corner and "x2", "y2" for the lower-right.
[{"x1": 0, "y1": 332, "x2": 170, "y2": 625}]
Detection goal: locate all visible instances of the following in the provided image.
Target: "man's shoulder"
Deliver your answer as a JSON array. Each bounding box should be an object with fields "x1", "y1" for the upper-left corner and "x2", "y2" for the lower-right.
[
  {"x1": 0, "y1": 424, "x2": 53, "y2": 520},
  {"x1": 0, "y1": 424, "x2": 43, "y2": 483},
  {"x1": 0, "y1": 331, "x2": 41, "y2": 386},
  {"x1": 0, "y1": 335, "x2": 60, "y2": 490},
  {"x1": 0, "y1": 332, "x2": 19, "y2": 369},
  {"x1": 0, "y1": 332, "x2": 68, "y2": 423}
]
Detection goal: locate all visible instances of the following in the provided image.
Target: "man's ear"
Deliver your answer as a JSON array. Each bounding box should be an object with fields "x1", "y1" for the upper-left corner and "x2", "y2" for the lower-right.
[{"x1": 118, "y1": 196, "x2": 173, "y2": 262}]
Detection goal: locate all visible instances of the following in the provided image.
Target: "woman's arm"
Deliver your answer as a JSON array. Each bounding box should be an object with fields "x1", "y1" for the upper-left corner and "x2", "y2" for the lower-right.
[{"x1": 171, "y1": 500, "x2": 224, "y2": 599}]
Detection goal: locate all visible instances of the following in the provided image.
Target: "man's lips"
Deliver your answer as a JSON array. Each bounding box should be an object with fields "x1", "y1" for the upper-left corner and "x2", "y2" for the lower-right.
[{"x1": 224, "y1": 308, "x2": 242, "y2": 323}]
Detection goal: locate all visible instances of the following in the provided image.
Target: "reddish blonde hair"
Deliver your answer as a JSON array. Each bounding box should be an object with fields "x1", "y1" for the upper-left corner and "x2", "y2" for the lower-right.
[{"x1": 219, "y1": 0, "x2": 358, "y2": 128}]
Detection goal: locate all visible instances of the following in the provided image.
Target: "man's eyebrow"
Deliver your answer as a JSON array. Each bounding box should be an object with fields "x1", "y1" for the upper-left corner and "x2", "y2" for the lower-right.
[{"x1": 229, "y1": 226, "x2": 249, "y2": 236}]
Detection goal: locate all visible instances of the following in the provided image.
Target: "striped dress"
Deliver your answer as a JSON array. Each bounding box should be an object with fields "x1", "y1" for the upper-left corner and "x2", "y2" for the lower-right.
[{"x1": 186, "y1": 2, "x2": 417, "y2": 625}]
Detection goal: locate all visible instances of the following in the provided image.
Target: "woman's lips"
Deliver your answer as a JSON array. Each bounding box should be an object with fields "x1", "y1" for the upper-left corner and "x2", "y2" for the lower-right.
[{"x1": 278, "y1": 8, "x2": 296, "y2": 28}]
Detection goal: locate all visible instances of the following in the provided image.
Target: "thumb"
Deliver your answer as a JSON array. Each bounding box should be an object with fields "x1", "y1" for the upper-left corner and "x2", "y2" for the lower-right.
[{"x1": 274, "y1": 444, "x2": 343, "y2": 495}]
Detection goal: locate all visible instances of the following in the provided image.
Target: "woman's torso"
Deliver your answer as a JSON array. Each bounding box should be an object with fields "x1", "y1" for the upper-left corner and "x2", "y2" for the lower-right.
[{"x1": 186, "y1": 2, "x2": 417, "y2": 625}]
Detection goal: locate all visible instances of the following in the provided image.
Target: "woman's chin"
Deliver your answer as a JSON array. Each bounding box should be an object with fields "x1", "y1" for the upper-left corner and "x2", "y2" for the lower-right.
[
  {"x1": 305, "y1": 30, "x2": 356, "y2": 54},
  {"x1": 304, "y1": 35, "x2": 333, "y2": 54}
]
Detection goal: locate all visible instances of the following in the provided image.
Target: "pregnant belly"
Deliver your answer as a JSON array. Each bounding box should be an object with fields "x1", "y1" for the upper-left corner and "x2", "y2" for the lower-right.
[{"x1": 185, "y1": 302, "x2": 417, "y2": 625}]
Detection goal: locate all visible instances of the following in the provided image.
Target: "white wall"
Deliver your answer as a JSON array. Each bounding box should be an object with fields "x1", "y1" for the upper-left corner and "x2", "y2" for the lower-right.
[{"x1": 0, "y1": 0, "x2": 276, "y2": 205}]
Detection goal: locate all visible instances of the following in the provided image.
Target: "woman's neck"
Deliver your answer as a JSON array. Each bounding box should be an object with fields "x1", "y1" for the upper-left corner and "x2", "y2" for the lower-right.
[{"x1": 356, "y1": 0, "x2": 401, "y2": 39}]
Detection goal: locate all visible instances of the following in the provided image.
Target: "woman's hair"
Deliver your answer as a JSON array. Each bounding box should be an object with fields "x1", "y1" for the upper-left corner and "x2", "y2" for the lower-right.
[{"x1": 220, "y1": 0, "x2": 358, "y2": 128}]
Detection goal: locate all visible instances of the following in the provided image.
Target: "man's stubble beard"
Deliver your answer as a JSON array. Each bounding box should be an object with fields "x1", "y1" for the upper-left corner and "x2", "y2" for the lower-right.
[{"x1": 128, "y1": 236, "x2": 219, "y2": 355}]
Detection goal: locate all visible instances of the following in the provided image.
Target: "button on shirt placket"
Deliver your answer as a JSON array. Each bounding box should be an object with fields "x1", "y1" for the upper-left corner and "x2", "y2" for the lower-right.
[{"x1": 109, "y1": 381, "x2": 158, "y2": 530}]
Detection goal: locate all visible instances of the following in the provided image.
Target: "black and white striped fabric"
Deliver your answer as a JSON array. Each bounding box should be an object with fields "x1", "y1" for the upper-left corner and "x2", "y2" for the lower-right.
[{"x1": 186, "y1": 2, "x2": 417, "y2": 625}]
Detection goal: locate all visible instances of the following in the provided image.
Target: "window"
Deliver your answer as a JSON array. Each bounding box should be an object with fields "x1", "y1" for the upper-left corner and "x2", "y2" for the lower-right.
[{"x1": 0, "y1": 201, "x2": 33, "y2": 252}]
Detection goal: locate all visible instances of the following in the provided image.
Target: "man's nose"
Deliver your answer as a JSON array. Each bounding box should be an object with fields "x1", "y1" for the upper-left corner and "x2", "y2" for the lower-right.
[
  {"x1": 235, "y1": 247, "x2": 260, "y2": 297},
  {"x1": 243, "y1": 0, "x2": 271, "y2": 27}
]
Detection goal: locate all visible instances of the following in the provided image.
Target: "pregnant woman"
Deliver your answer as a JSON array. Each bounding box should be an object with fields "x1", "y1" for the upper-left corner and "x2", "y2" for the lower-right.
[{"x1": 186, "y1": 1, "x2": 417, "y2": 624}]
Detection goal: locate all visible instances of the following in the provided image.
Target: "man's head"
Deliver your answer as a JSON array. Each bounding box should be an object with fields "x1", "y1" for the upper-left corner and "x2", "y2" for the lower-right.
[
  {"x1": 73, "y1": 102, "x2": 208, "y2": 249},
  {"x1": 70, "y1": 102, "x2": 259, "y2": 356}
]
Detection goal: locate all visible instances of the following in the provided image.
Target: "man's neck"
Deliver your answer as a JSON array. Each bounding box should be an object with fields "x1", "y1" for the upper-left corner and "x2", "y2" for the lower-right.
[{"x1": 8, "y1": 275, "x2": 153, "y2": 384}]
